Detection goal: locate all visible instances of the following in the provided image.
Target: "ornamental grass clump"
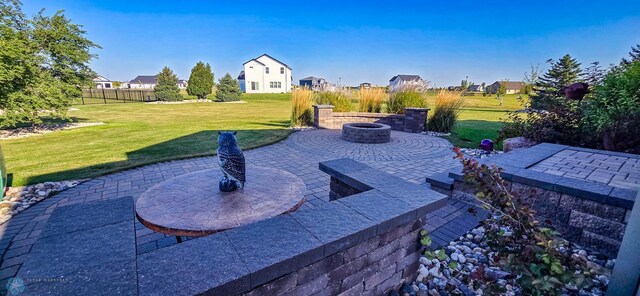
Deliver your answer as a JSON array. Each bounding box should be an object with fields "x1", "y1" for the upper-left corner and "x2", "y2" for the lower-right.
[
  {"x1": 388, "y1": 85, "x2": 428, "y2": 114},
  {"x1": 315, "y1": 88, "x2": 353, "y2": 112},
  {"x1": 427, "y1": 89, "x2": 466, "y2": 132},
  {"x1": 290, "y1": 88, "x2": 314, "y2": 127},
  {"x1": 357, "y1": 88, "x2": 386, "y2": 113}
]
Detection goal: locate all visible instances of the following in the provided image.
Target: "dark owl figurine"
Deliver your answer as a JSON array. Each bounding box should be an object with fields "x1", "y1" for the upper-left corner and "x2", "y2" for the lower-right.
[{"x1": 217, "y1": 131, "x2": 246, "y2": 192}]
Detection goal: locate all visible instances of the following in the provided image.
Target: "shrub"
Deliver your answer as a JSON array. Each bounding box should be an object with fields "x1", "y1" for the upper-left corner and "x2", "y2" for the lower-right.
[
  {"x1": 290, "y1": 88, "x2": 313, "y2": 127},
  {"x1": 315, "y1": 89, "x2": 352, "y2": 112},
  {"x1": 427, "y1": 89, "x2": 465, "y2": 132},
  {"x1": 155, "y1": 66, "x2": 183, "y2": 101},
  {"x1": 186, "y1": 62, "x2": 214, "y2": 100},
  {"x1": 583, "y1": 61, "x2": 640, "y2": 153},
  {"x1": 452, "y1": 148, "x2": 604, "y2": 295},
  {"x1": 387, "y1": 86, "x2": 428, "y2": 114},
  {"x1": 357, "y1": 88, "x2": 386, "y2": 113},
  {"x1": 215, "y1": 73, "x2": 242, "y2": 102}
]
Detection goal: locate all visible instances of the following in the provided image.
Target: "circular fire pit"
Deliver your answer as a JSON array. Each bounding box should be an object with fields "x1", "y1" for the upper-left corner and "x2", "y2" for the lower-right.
[{"x1": 342, "y1": 123, "x2": 391, "y2": 143}]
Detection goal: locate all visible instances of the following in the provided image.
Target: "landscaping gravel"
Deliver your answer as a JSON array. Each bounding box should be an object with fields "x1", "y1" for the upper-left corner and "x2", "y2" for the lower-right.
[
  {"x1": 0, "y1": 122, "x2": 104, "y2": 139},
  {"x1": 459, "y1": 148, "x2": 504, "y2": 159},
  {"x1": 0, "y1": 180, "x2": 85, "y2": 224},
  {"x1": 395, "y1": 225, "x2": 613, "y2": 296}
]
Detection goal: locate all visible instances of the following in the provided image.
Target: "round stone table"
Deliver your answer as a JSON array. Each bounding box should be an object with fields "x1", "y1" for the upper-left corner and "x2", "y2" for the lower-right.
[{"x1": 135, "y1": 166, "x2": 306, "y2": 237}]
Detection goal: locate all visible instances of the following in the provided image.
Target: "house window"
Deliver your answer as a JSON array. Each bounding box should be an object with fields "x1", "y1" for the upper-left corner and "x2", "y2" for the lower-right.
[
  {"x1": 265, "y1": 67, "x2": 269, "y2": 74},
  {"x1": 270, "y1": 82, "x2": 281, "y2": 88},
  {"x1": 251, "y1": 81, "x2": 259, "y2": 90},
  {"x1": 105, "y1": 83, "x2": 111, "y2": 88},
  {"x1": 280, "y1": 67, "x2": 284, "y2": 74}
]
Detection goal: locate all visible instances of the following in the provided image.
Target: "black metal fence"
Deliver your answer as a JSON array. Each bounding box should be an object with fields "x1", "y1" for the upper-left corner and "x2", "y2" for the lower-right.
[{"x1": 76, "y1": 88, "x2": 158, "y2": 105}]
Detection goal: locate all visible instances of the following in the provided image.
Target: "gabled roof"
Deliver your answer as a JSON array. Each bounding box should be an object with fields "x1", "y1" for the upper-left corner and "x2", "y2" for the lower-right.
[
  {"x1": 93, "y1": 75, "x2": 111, "y2": 82},
  {"x1": 243, "y1": 54, "x2": 292, "y2": 70},
  {"x1": 491, "y1": 81, "x2": 525, "y2": 90},
  {"x1": 389, "y1": 74, "x2": 422, "y2": 82},
  {"x1": 237, "y1": 71, "x2": 245, "y2": 80},
  {"x1": 300, "y1": 76, "x2": 323, "y2": 81},
  {"x1": 243, "y1": 59, "x2": 265, "y2": 66},
  {"x1": 128, "y1": 75, "x2": 186, "y2": 84},
  {"x1": 129, "y1": 75, "x2": 157, "y2": 84}
]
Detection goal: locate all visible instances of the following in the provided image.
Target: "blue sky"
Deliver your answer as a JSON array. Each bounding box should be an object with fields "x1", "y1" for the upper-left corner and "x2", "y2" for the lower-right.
[{"x1": 23, "y1": 0, "x2": 640, "y2": 87}]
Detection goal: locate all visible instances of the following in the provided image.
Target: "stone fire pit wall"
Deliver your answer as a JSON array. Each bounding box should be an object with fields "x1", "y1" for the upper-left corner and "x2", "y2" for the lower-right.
[
  {"x1": 426, "y1": 143, "x2": 637, "y2": 257},
  {"x1": 136, "y1": 158, "x2": 447, "y2": 295},
  {"x1": 313, "y1": 105, "x2": 429, "y2": 133}
]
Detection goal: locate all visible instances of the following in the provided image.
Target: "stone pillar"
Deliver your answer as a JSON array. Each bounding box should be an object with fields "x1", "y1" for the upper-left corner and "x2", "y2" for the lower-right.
[
  {"x1": 313, "y1": 105, "x2": 334, "y2": 129},
  {"x1": 403, "y1": 108, "x2": 429, "y2": 133}
]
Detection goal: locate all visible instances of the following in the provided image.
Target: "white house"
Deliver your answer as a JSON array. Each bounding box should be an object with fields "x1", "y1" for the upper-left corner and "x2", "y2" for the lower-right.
[
  {"x1": 126, "y1": 75, "x2": 188, "y2": 89},
  {"x1": 93, "y1": 75, "x2": 113, "y2": 89},
  {"x1": 241, "y1": 54, "x2": 292, "y2": 93},
  {"x1": 389, "y1": 75, "x2": 426, "y2": 92}
]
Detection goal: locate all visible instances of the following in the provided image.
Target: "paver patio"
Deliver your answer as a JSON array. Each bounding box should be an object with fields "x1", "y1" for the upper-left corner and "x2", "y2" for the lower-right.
[
  {"x1": 0, "y1": 129, "x2": 473, "y2": 288},
  {"x1": 1, "y1": 128, "x2": 637, "y2": 294}
]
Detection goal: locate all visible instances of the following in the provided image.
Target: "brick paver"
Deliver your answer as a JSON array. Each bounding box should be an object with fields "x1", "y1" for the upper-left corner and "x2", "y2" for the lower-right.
[
  {"x1": 529, "y1": 149, "x2": 640, "y2": 190},
  {"x1": 0, "y1": 129, "x2": 468, "y2": 283}
]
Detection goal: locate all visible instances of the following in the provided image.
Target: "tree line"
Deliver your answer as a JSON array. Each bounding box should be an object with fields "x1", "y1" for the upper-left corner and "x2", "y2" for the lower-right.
[{"x1": 155, "y1": 63, "x2": 241, "y2": 103}]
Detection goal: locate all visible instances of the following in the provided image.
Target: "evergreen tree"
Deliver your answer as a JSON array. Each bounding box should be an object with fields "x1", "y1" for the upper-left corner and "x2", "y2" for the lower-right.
[
  {"x1": 531, "y1": 54, "x2": 582, "y2": 110},
  {"x1": 154, "y1": 66, "x2": 182, "y2": 101},
  {"x1": 215, "y1": 73, "x2": 242, "y2": 102},
  {"x1": 0, "y1": 0, "x2": 99, "y2": 127},
  {"x1": 621, "y1": 44, "x2": 640, "y2": 65},
  {"x1": 583, "y1": 61, "x2": 606, "y2": 86},
  {"x1": 186, "y1": 62, "x2": 214, "y2": 100},
  {"x1": 461, "y1": 79, "x2": 468, "y2": 91}
]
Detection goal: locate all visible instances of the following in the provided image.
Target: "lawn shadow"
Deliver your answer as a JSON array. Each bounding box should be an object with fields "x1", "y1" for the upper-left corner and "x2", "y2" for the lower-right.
[
  {"x1": 23, "y1": 129, "x2": 291, "y2": 185},
  {"x1": 250, "y1": 120, "x2": 290, "y2": 128}
]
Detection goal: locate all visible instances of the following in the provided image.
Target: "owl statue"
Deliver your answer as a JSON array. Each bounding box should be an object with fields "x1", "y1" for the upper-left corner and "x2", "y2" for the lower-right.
[{"x1": 216, "y1": 131, "x2": 246, "y2": 192}]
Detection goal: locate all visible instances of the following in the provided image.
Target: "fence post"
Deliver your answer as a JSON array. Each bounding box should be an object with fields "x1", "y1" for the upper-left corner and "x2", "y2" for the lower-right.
[
  {"x1": 115, "y1": 89, "x2": 121, "y2": 103},
  {"x1": 101, "y1": 87, "x2": 107, "y2": 104}
]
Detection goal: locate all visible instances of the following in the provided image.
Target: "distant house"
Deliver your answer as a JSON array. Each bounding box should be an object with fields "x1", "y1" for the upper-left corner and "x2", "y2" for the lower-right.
[
  {"x1": 389, "y1": 75, "x2": 426, "y2": 92},
  {"x1": 299, "y1": 76, "x2": 334, "y2": 91},
  {"x1": 467, "y1": 84, "x2": 484, "y2": 92},
  {"x1": 486, "y1": 81, "x2": 525, "y2": 94},
  {"x1": 126, "y1": 75, "x2": 188, "y2": 89},
  {"x1": 241, "y1": 54, "x2": 292, "y2": 93},
  {"x1": 360, "y1": 82, "x2": 372, "y2": 90},
  {"x1": 237, "y1": 71, "x2": 246, "y2": 92},
  {"x1": 93, "y1": 75, "x2": 113, "y2": 89}
]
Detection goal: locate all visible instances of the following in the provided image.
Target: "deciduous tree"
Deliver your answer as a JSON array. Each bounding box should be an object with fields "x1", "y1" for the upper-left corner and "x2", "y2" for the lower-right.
[{"x1": 0, "y1": 0, "x2": 99, "y2": 127}]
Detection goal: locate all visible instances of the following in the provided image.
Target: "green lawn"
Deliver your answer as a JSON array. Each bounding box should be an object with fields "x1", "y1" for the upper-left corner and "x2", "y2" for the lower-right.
[
  {"x1": 2, "y1": 94, "x2": 292, "y2": 186},
  {"x1": 1, "y1": 92, "x2": 524, "y2": 186},
  {"x1": 440, "y1": 93, "x2": 526, "y2": 150}
]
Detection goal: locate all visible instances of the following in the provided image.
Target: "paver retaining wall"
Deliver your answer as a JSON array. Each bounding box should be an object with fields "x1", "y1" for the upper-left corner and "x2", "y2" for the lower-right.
[
  {"x1": 241, "y1": 217, "x2": 426, "y2": 296},
  {"x1": 135, "y1": 158, "x2": 447, "y2": 295},
  {"x1": 313, "y1": 105, "x2": 429, "y2": 133},
  {"x1": 426, "y1": 143, "x2": 637, "y2": 257}
]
